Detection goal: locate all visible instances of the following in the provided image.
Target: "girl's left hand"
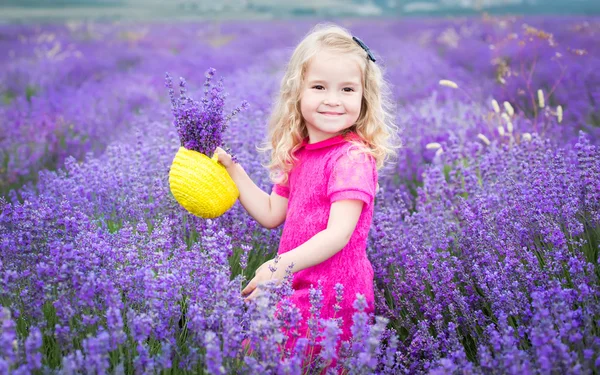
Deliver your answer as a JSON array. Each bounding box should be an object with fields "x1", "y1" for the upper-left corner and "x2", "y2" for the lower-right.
[
  {"x1": 241, "y1": 258, "x2": 288, "y2": 303},
  {"x1": 215, "y1": 147, "x2": 235, "y2": 169}
]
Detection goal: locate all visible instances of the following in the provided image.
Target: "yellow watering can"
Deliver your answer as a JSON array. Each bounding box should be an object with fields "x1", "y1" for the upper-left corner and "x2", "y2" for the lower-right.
[{"x1": 168, "y1": 147, "x2": 239, "y2": 218}]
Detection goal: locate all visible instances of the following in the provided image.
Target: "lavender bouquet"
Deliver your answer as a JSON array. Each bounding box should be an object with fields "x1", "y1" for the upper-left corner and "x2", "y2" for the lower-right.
[
  {"x1": 165, "y1": 68, "x2": 248, "y2": 157},
  {"x1": 165, "y1": 68, "x2": 248, "y2": 219}
]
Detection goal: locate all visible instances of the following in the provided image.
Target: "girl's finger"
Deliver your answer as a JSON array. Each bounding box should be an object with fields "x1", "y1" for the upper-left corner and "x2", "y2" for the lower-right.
[
  {"x1": 244, "y1": 289, "x2": 259, "y2": 303},
  {"x1": 241, "y1": 280, "x2": 255, "y2": 296}
]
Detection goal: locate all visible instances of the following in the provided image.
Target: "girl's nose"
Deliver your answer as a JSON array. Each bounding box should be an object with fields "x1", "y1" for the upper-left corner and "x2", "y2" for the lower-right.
[{"x1": 323, "y1": 94, "x2": 341, "y2": 106}]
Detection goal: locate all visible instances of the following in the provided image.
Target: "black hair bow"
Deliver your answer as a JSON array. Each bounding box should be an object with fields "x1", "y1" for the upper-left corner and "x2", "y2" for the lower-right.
[{"x1": 352, "y1": 36, "x2": 376, "y2": 63}]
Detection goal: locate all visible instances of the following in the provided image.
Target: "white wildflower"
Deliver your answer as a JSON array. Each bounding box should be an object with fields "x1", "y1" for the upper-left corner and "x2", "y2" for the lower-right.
[
  {"x1": 501, "y1": 113, "x2": 514, "y2": 133},
  {"x1": 477, "y1": 133, "x2": 491, "y2": 146},
  {"x1": 435, "y1": 148, "x2": 444, "y2": 157},
  {"x1": 522, "y1": 133, "x2": 532, "y2": 141},
  {"x1": 503, "y1": 101, "x2": 514, "y2": 117},
  {"x1": 497, "y1": 126, "x2": 505, "y2": 137},
  {"x1": 46, "y1": 41, "x2": 62, "y2": 59},
  {"x1": 439, "y1": 80, "x2": 458, "y2": 89},
  {"x1": 537, "y1": 89, "x2": 545, "y2": 108},
  {"x1": 491, "y1": 99, "x2": 500, "y2": 113},
  {"x1": 557, "y1": 105, "x2": 563, "y2": 123},
  {"x1": 425, "y1": 142, "x2": 442, "y2": 150}
]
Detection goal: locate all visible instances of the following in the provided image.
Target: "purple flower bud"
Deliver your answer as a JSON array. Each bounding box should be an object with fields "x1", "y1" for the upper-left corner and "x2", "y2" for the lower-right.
[{"x1": 164, "y1": 68, "x2": 248, "y2": 156}]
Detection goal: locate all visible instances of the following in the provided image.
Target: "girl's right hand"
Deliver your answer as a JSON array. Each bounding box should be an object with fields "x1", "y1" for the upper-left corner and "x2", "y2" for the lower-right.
[{"x1": 215, "y1": 147, "x2": 235, "y2": 169}]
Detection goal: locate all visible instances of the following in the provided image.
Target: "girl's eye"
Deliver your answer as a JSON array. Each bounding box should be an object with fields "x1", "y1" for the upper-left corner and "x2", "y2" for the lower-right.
[{"x1": 311, "y1": 85, "x2": 354, "y2": 92}]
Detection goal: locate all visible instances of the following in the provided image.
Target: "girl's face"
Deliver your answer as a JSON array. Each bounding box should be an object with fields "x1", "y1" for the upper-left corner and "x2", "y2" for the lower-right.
[{"x1": 300, "y1": 50, "x2": 363, "y2": 143}]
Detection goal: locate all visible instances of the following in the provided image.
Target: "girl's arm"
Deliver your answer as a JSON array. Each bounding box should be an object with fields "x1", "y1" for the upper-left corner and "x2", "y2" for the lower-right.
[
  {"x1": 280, "y1": 199, "x2": 363, "y2": 272},
  {"x1": 226, "y1": 163, "x2": 288, "y2": 229},
  {"x1": 215, "y1": 147, "x2": 287, "y2": 229}
]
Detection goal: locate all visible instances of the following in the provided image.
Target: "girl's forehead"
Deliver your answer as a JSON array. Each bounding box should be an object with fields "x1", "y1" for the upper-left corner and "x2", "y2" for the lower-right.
[
  {"x1": 310, "y1": 49, "x2": 363, "y2": 65},
  {"x1": 305, "y1": 50, "x2": 364, "y2": 76}
]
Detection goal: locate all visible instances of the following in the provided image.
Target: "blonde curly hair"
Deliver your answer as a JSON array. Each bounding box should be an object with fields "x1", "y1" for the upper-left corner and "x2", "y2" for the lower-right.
[{"x1": 258, "y1": 23, "x2": 401, "y2": 185}]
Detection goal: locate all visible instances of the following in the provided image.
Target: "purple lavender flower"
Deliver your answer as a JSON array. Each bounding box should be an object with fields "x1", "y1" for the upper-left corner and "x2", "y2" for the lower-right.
[
  {"x1": 333, "y1": 283, "x2": 344, "y2": 315},
  {"x1": 165, "y1": 69, "x2": 248, "y2": 156},
  {"x1": 204, "y1": 331, "x2": 226, "y2": 374},
  {"x1": 307, "y1": 281, "x2": 325, "y2": 346},
  {"x1": 0, "y1": 308, "x2": 17, "y2": 366},
  {"x1": 318, "y1": 319, "x2": 342, "y2": 362},
  {"x1": 24, "y1": 326, "x2": 42, "y2": 371}
]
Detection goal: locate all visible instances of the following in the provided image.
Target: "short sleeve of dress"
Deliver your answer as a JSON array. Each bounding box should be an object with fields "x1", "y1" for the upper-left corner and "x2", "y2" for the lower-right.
[
  {"x1": 327, "y1": 149, "x2": 377, "y2": 206},
  {"x1": 272, "y1": 183, "x2": 290, "y2": 199}
]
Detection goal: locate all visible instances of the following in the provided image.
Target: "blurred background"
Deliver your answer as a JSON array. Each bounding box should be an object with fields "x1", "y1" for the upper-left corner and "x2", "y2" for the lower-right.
[{"x1": 1, "y1": 0, "x2": 599, "y2": 22}]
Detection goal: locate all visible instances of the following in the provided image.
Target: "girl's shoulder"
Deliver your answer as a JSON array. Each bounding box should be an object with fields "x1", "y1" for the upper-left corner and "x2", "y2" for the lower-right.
[
  {"x1": 326, "y1": 135, "x2": 376, "y2": 175},
  {"x1": 337, "y1": 133, "x2": 375, "y2": 162}
]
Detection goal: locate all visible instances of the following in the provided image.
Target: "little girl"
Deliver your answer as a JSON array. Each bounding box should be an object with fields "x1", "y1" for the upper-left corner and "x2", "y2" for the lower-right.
[{"x1": 216, "y1": 23, "x2": 399, "y2": 367}]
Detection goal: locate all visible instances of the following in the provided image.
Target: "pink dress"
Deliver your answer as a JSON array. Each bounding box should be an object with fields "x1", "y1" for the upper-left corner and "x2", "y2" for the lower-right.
[{"x1": 272, "y1": 131, "x2": 378, "y2": 367}]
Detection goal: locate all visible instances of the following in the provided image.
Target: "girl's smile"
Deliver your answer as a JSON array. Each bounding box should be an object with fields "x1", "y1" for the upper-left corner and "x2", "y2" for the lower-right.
[{"x1": 319, "y1": 111, "x2": 345, "y2": 116}]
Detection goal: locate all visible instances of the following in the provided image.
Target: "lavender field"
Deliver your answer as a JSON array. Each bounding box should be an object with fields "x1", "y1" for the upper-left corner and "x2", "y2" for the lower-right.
[{"x1": 1, "y1": 16, "x2": 599, "y2": 374}]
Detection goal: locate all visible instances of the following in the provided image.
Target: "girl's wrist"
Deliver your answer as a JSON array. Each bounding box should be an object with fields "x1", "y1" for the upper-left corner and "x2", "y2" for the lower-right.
[{"x1": 226, "y1": 162, "x2": 242, "y2": 177}]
